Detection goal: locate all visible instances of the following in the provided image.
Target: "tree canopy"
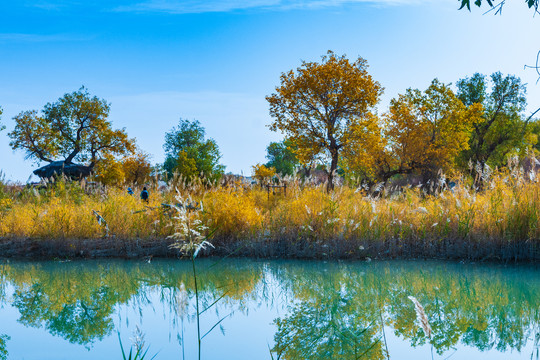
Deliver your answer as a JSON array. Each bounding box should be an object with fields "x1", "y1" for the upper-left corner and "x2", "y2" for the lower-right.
[
  {"x1": 267, "y1": 51, "x2": 382, "y2": 191},
  {"x1": 163, "y1": 119, "x2": 224, "y2": 182},
  {"x1": 252, "y1": 163, "x2": 276, "y2": 185},
  {"x1": 376, "y1": 79, "x2": 482, "y2": 183},
  {"x1": 8, "y1": 87, "x2": 134, "y2": 178},
  {"x1": 92, "y1": 150, "x2": 152, "y2": 186},
  {"x1": 457, "y1": 72, "x2": 530, "y2": 168},
  {"x1": 92, "y1": 154, "x2": 126, "y2": 186},
  {"x1": 122, "y1": 151, "x2": 153, "y2": 185},
  {"x1": 265, "y1": 139, "x2": 299, "y2": 176}
]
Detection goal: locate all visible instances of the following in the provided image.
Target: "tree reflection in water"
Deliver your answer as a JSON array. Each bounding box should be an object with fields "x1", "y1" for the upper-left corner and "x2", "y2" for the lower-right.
[
  {"x1": 0, "y1": 260, "x2": 264, "y2": 347},
  {"x1": 0, "y1": 265, "x2": 9, "y2": 359},
  {"x1": 0, "y1": 334, "x2": 8, "y2": 360},
  {"x1": 0, "y1": 260, "x2": 538, "y2": 359},
  {"x1": 270, "y1": 262, "x2": 539, "y2": 359}
]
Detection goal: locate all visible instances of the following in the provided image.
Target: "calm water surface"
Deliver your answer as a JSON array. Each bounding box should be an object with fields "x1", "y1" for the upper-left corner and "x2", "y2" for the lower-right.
[{"x1": 0, "y1": 259, "x2": 538, "y2": 360}]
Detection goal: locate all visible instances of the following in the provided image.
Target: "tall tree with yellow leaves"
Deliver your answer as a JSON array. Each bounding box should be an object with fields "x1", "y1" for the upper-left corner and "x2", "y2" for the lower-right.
[
  {"x1": 266, "y1": 51, "x2": 383, "y2": 191},
  {"x1": 8, "y1": 87, "x2": 134, "y2": 179}
]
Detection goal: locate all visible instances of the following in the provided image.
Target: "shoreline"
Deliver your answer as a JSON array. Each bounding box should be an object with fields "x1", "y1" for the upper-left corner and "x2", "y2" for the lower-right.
[{"x1": 1, "y1": 236, "x2": 537, "y2": 263}]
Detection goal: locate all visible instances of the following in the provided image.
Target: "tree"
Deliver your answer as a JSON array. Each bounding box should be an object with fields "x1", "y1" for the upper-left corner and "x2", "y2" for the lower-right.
[
  {"x1": 92, "y1": 150, "x2": 153, "y2": 186},
  {"x1": 338, "y1": 118, "x2": 386, "y2": 185},
  {"x1": 8, "y1": 87, "x2": 134, "y2": 179},
  {"x1": 265, "y1": 139, "x2": 299, "y2": 176},
  {"x1": 0, "y1": 333, "x2": 8, "y2": 360},
  {"x1": 252, "y1": 163, "x2": 276, "y2": 186},
  {"x1": 122, "y1": 150, "x2": 153, "y2": 185},
  {"x1": 457, "y1": 72, "x2": 530, "y2": 168},
  {"x1": 163, "y1": 119, "x2": 224, "y2": 182},
  {"x1": 266, "y1": 51, "x2": 383, "y2": 191},
  {"x1": 377, "y1": 79, "x2": 482, "y2": 183},
  {"x1": 459, "y1": 0, "x2": 539, "y2": 13},
  {"x1": 458, "y1": 0, "x2": 540, "y2": 113},
  {"x1": 168, "y1": 150, "x2": 198, "y2": 179},
  {"x1": 92, "y1": 154, "x2": 125, "y2": 186}
]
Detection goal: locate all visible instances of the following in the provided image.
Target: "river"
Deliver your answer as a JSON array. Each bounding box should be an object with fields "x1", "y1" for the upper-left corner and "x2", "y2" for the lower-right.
[{"x1": 0, "y1": 259, "x2": 538, "y2": 359}]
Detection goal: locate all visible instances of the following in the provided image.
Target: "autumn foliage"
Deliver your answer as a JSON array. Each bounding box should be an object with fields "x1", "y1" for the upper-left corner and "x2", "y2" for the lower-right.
[
  {"x1": 267, "y1": 53, "x2": 538, "y2": 188},
  {"x1": 267, "y1": 51, "x2": 382, "y2": 191},
  {"x1": 93, "y1": 150, "x2": 153, "y2": 186},
  {"x1": 252, "y1": 163, "x2": 276, "y2": 185},
  {"x1": 8, "y1": 88, "x2": 134, "y2": 169},
  {"x1": 377, "y1": 79, "x2": 483, "y2": 182}
]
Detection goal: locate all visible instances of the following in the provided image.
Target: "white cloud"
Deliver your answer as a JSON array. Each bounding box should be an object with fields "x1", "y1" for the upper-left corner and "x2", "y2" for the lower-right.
[{"x1": 113, "y1": 0, "x2": 431, "y2": 14}]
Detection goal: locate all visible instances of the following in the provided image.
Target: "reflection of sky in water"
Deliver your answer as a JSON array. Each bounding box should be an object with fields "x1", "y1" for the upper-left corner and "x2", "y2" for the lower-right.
[
  {"x1": 2, "y1": 284, "x2": 283, "y2": 359},
  {"x1": 0, "y1": 260, "x2": 538, "y2": 360}
]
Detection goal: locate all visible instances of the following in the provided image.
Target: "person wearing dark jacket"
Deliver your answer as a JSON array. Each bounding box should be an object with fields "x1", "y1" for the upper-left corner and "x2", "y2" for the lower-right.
[{"x1": 140, "y1": 187, "x2": 149, "y2": 202}]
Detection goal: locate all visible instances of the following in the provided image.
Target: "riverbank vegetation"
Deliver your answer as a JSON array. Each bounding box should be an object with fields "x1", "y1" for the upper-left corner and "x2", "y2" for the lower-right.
[{"x1": 0, "y1": 161, "x2": 538, "y2": 261}]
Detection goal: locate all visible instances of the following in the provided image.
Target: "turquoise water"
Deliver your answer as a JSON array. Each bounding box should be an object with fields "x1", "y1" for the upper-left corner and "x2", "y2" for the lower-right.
[{"x1": 0, "y1": 259, "x2": 538, "y2": 359}]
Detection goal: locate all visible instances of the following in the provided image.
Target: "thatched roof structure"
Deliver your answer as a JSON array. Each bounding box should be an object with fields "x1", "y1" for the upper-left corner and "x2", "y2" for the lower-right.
[{"x1": 33, "y1": 161, "x2": 93, "y2": 180}]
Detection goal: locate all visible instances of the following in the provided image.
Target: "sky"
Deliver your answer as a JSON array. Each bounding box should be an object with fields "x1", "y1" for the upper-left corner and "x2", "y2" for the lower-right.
[{"x1": 0, "y1": 0, "x2": 539, "y2": 182}]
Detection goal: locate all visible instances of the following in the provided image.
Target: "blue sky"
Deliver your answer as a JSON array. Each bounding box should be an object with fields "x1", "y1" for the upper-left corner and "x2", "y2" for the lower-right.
[{"x1": 1, "y1": 0, "x2": 539, "y2": 181}]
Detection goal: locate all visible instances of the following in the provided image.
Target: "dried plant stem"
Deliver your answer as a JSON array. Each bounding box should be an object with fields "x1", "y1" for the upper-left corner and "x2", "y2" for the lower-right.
[
  {"x1": 380, "y1": 309, "x2": 389, "y2": 359},
  {"x1": 192, "y1": 254, "x2": 201, "y2": 360}
]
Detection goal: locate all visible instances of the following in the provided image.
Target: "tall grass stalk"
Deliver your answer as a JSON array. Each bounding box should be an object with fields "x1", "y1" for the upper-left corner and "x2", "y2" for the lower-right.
[
  {"x1": 168, "y1": 192, "x2": 213, "y2": 360},
  {"x1": 118, "y1": 327, "x2": 157, "y2": 360}
]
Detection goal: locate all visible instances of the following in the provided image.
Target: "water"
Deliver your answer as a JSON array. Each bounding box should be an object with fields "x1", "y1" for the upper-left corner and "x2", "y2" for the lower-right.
[{"x1": 0, "y1": 259, "x2": 538, "y2": 360}]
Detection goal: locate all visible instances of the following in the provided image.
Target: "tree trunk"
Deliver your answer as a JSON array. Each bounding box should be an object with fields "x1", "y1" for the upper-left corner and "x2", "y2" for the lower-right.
[{"x1": 327, "y1": 149, "x2": 339, "y2": 192}]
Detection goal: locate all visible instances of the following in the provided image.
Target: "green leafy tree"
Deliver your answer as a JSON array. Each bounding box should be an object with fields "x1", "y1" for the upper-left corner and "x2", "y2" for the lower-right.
[
  {"x1": 459, "y1": 0, "x2": 540, "y2": 110},
  {"x1": 163, "y1": 119, "x2": 224, "y2": 182},
  {"x1": 8, "y1": 87, "x2": 134, "y2": 177},
  {"x1": 456, "y1": 72, "x2": 530, "y2": 168},
  {"x1": 265, "y1": 139, "x2": 299, "y2": 176}
]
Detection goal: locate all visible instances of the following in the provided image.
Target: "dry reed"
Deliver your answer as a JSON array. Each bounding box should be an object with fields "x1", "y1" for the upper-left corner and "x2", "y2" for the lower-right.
[{"x1": 0, "y1": 166, "x2": 538, "y2": 261}]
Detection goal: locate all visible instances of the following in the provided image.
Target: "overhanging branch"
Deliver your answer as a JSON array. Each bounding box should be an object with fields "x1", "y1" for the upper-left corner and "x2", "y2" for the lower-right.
[{"x1": 524, "y1": 50, "x2": 540, "y2": 84}]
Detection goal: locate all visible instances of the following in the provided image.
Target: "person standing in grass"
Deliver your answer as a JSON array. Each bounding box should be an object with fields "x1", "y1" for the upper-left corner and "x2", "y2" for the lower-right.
[
  {"x1": 140, "y1": 186, "x2": 149, "y2": 202},
  {"x1": 127, "y1": 187, "x2": 134, "y2": 195}
]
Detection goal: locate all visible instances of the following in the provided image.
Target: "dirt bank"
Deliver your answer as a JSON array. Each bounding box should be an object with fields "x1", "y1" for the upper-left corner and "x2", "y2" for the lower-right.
[{"x1": 0, "y1": 236, "x2": 538, "y2": 262}]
